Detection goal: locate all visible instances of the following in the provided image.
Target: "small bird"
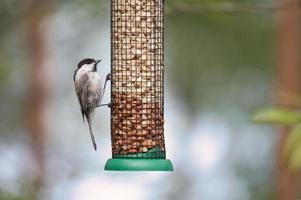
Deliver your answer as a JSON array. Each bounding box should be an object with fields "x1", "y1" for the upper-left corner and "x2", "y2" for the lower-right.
[{"x1": 73, "y1": 58, "x2": 111, "y2": 150}]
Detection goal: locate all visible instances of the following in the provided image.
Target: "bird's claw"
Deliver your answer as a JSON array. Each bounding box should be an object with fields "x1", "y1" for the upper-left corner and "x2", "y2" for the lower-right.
[
  {"x1": 105, "y1": 73, "x2": 111, "y2": 81},
  {"x1": 97, "y1": 102, "x2": 112, "y2": 108}
]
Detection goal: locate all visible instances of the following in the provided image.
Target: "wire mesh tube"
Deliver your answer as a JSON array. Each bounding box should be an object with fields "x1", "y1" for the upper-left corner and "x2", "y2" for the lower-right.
[{"x1": 111, "y1": 0, "x2": 165, "y2": 159}]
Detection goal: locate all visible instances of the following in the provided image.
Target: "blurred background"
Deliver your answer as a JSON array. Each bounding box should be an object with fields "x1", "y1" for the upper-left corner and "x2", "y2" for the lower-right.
[{"x1": 0, "y1": 0, "x2": 300, "y2": 199}]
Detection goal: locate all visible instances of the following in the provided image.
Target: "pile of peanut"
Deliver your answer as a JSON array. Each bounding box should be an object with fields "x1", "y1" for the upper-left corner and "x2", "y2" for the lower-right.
[{"x1": 111, "y1": 0, "x2": 165, "y2": 156}]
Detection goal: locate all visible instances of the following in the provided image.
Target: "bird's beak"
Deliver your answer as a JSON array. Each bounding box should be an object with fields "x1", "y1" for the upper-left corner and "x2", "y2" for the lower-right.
[
  {"x1": 95, "y1": 60, "x2": 102, "y2": 65},
  {"x1": 94, "y1": 60, "x2": 102, "y2": 71}
]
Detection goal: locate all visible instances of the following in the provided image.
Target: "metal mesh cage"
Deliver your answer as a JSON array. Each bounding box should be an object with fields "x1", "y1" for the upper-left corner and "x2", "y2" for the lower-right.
[{"x1": 111, "y1": 0, "x2": 165, "y2": 159}]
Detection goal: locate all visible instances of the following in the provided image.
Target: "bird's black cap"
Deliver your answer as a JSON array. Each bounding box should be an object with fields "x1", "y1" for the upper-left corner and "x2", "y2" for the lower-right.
[{"x1": 77, "y1": 58, "x2": 97, "y2": 69}]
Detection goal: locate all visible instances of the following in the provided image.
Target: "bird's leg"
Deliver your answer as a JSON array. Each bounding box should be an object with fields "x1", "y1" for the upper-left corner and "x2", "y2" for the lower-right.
[
  {"x1": 103, "y1": 73, "x2": 111, "y2": 91},
  {"x1": 97, "y1": 103, "x2": 112, "y2": 108},
  {"x1": 97, "y1": 73, "x2": 112, "y2": 108}
]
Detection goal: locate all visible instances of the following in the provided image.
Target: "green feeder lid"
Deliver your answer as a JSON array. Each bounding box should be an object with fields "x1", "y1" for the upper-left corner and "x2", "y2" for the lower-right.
[{"x1": 105, "y1": 158, "x2": 174, "y2": 171}]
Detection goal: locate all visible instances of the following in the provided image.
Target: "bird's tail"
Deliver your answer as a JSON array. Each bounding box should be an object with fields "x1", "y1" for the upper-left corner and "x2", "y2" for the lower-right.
[{"x1": 86, "y1": 114, "x2": 97, "y2": 151}]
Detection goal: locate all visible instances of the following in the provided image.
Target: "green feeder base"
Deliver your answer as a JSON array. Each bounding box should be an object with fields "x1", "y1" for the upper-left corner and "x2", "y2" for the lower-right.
[{"x1": 104, "y1": 158, "x2": 174, "y2": 171}]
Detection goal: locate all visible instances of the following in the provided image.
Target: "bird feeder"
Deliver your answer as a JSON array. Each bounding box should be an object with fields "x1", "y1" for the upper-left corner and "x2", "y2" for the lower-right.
[{"x1": 105, "y1": 0, "x2": 173, "y2": 171}]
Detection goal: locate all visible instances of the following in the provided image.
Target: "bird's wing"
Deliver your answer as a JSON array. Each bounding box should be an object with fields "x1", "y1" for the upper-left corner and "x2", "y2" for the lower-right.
[
  {"x1": 86, "y1": 73, "x2": 102, "y2": 111},
  {"x1": 76, "y1": 75, "x2": 99, "y2": 151},
  {"x1": 74, "y1": 73, "x2": 89, "y2": 121}
]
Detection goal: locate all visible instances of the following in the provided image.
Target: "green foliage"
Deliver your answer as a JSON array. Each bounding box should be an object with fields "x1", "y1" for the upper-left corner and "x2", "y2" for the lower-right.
[
  {"x1": 0, "y1": 0, "x2": 24, "y2": 42},
  {"x1": 252, "y1": 107, "x2": 301, "y2": 125},
  {"x1": 0, "y1": 63, "x2": 10, "y2": 84},
  {"x1": 282, "y1": 126, "x2": 301, "y2": 160},
  {"x1": 253, "y1": 108, "x2": 301, "y2": 172},
  {"x1": 288, "y1": 144, "x2": 301, "y2": 172},
  {"x1": 281, "y1": 125, "x2": 301, "y2": 171},
  {"x1": 168, "y1": 13, "x2": 273, "y2": 117},
  {"x1": 0, "y1": 189, "x2": 35, "y2": 200}
]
